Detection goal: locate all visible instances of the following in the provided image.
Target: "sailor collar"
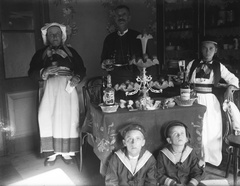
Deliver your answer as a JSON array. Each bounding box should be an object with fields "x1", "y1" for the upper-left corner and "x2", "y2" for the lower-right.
[
  {"x1": 115, "y1": 149, "x2": 152, "y2": 175},
  {"x1": 161, "y1": 145, "x2": 193, "y2": 164}
]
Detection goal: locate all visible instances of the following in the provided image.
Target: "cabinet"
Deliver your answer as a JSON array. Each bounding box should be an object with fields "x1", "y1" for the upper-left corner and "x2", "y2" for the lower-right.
[
  {"x1": 157, "y1": 0, "x2": 200, "y2": 76},
  {"x1": 203, "y1": 0, "x2": 240, "y2": 74},
  {"x1": 157, "y1": 0, "x2": 240, "y2": 167},
  {"x1": 157, "y1": 0, "x2": 240, "y2": 76}
]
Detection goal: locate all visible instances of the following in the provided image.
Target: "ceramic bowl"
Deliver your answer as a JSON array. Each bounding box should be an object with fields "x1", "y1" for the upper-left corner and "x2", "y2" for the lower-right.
[
  {"x1": 174, "y1": 96, "x2": 197, "y2": 107},
  {"x1": 167, "y1": 101, "x2": 176, "y2": 108},
  {"x1": 99, "y1": 103, "x2": 119, "y2": 113}
]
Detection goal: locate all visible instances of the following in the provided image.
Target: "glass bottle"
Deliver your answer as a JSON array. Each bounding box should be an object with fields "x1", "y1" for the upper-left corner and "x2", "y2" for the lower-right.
[
  {"x1": 101, "y1": 76, "x2": 106, "y2": 103},
  {"x1": 103, "y1": 74, "x2": 115, "y2": 106},
  {"x1": 180, "y1": 70, "x2": 190, "y2": 100}
]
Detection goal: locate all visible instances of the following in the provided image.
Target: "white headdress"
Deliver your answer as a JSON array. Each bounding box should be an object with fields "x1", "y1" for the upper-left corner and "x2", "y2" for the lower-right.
[{"x1": 41, "y1": 22, "x2": 67, "y2": 45}]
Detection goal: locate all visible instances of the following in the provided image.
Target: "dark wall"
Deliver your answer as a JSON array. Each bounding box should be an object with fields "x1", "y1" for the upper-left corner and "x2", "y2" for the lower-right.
[{"x1": 48, "y1": 0, "x2": 156, "y2": 79}]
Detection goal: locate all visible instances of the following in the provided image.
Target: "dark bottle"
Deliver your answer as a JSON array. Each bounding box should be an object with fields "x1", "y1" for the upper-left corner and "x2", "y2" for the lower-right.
[
  {"x1": 180, "y1": 69, "x2": 190, "y2": 100},
  {"x1": 190, "y1": 83, "x2": 196, "y2": 97},
  {"x1": 103, "y1": 75, "x2": 115, "y2": 106},
  {"x1": 100, "y1": 76, "x2": 106, "y2": 103}
]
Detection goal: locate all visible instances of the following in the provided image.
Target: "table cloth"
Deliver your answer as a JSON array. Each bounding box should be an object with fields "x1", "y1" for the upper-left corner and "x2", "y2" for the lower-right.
[{"x1": 82, "y1": 103, "x2": 206, "y2": 175}]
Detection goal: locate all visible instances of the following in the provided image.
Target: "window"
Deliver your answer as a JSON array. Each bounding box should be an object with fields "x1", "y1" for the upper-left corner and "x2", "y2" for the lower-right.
[{"x1": 0, "y1": 0, "x2": 48, "y2": 78}]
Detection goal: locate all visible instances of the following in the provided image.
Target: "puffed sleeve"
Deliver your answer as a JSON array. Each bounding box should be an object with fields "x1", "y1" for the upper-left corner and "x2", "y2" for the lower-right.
[
  {"x1": 68, "y1": 47, "x2": 86, "y2": 81},
  {"x1": 28, "y1": 48, "x2": 46, "y2": 81},
  {"x1": 105, "y1": 153, "x2": 119, "y2": 186},
  {"x1": 220, "y1": 63, "x2": 239, "y2": 88}
]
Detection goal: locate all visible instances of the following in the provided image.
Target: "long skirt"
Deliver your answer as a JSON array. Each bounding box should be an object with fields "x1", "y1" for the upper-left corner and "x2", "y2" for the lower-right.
[
  {"x1": 38, "y1": 76, "x2": 79, "y2": 153},
  {"x1": 198, "y1": 93, "x2": 222, "y2": 166}
]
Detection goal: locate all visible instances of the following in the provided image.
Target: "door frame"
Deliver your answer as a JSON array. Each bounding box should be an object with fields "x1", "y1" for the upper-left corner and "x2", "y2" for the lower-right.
[{"x1": 0, "y1": 0, "x2": 49, "y2": 156}]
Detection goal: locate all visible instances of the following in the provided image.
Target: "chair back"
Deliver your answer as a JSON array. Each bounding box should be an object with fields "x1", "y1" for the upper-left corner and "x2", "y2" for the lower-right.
[
  {"x1": 223, "y1": 110, "x2": 232, "y2": 144},
  {"x1": 82, "y1": 76, "x2": 104, "y2": 116},
  {"x1": 81, "y1": 77, "x2": 103, "y2": 173},
  {"x1": 223, "y1": 100, "x2": 240, "y2": 141}
]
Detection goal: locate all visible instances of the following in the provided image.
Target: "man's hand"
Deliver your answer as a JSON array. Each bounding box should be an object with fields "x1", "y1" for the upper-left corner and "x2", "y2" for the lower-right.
[
  {"x1": 101, "y1": 59, "x2": 114, "y2": 71},
  {"x1": 101, "y1": 60, "x2": 107, "y2": 69}
]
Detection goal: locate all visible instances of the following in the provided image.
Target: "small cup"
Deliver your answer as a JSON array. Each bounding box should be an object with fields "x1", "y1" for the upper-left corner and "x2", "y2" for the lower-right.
[
  {"x1": 135, "y1": 100, "x2": 140, "y2": 108},
  {"x1": 119, "y1": 99, "x2": 126, "y2": 108}
]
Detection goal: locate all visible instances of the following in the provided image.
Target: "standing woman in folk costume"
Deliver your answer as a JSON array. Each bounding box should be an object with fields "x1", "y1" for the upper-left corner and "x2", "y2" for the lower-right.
[
  {"x1": 185, "y1": 36, "x2": 239, "y2": 167},
  {"x1": 28, "y1": 23, "x2": 86, "y2": 166}
]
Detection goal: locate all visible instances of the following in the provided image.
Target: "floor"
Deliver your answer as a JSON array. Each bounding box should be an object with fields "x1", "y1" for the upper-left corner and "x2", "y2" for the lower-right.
[{"x1": 0, "y1": 143, "x2": 239, "y2": 186}]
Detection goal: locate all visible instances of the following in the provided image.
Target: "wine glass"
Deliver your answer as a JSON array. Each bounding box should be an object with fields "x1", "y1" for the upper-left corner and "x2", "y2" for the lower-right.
[{"x1": 105, "y1": 59, "x2": 115, "y2": 72}]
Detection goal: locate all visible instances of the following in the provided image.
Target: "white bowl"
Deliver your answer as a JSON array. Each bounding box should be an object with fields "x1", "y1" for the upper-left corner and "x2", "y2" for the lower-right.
[
  {"x1": 174, "y1": 96, "x2": 197, "y2": 107},
  {"x1": 99, "y1": 103, "x2": 119, "y2": 113},
  {"x1": 167, "y1": 101, "x2": 176, "y2": 108}
]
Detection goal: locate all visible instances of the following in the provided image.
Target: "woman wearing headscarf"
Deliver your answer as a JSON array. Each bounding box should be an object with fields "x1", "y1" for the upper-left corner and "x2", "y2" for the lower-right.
[{"x1": 28, "y1": 22, "x2": 86, "y2": 166}]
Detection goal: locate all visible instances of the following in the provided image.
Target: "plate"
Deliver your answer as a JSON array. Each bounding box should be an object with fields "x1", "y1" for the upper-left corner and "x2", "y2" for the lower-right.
[
  {"x1": 99, "y1": 103, "x2": 119, "y2": 113},
  {"x1": 174, "y1": 96, "x2": 197, "y2": 107},
  {"x1": 146, "y1": 106, "x2": 159, "y2": 110}
]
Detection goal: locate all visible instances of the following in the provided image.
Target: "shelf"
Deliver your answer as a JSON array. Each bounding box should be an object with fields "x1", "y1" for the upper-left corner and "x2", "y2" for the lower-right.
[
  {"x1": 165, "y1": 0, "x2": 194, "y2": 11},
  {"x1": 157, "y1": 0, "x2": 240, "y2": 74},
  {"x1": 206, "y1": 25, "x2": 240, "y2": 30},
  {"x1": 166, "y1": 49, "x2": 194, "y2": 54},
  {"x1": 165, "y1": 27, "x2": 193, "y2": 32}
]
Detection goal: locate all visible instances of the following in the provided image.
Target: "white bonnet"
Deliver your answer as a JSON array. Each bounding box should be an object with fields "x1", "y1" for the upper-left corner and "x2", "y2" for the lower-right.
[{"x1": 41, "y1": 22, "x2": 67, "y2": 45}]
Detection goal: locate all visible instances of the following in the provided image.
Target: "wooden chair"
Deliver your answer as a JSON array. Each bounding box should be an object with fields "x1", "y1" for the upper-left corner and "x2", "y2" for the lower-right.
[
  {"x1": 223, "y1": 100, "x2": 240, "y2": 186},
  {"x1": 78, "y1": 76, "x2": 104, "y2": 171},
  {"x1": 82, "y1": 76, "x2": 104, "y2": 113}
]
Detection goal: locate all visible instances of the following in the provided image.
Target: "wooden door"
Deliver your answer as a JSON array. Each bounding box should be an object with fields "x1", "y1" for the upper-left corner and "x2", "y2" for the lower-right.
[{"x1": 0, "y1": 0, "x2": 49, "y2": 156}]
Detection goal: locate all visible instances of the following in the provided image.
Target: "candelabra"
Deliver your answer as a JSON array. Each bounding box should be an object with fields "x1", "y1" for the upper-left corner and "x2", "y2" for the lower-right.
[{"x1": 114, "y1": 32, "x2": 174, "y2": 110}]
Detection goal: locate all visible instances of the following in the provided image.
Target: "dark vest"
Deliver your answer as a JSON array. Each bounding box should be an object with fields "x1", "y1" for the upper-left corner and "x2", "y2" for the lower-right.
[{"x1": 188, "y1": 59, "x2": 221, "y2": 86}]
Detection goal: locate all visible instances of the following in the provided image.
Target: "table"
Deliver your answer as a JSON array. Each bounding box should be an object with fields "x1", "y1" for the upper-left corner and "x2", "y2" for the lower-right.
[{"x1": 82, "y1": 102, "x2": 206, "y2": 175}]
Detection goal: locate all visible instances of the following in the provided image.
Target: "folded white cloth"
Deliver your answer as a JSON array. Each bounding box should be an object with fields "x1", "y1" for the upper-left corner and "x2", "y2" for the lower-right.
[
  {"x1": 201, "y1": 179, "x2": 229, "y2": 186},
  {"x1": 223, "y1": 100, "x2": 240, "y2": 135}
]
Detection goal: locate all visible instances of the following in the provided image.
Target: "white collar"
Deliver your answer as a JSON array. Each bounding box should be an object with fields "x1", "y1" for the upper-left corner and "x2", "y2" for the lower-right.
[
  {"x1": 128, "y1": 154, "x2": 139, "y2": 160},
  {"x1": 161, "y1": 145, "x2": 193, "y2": 164},
  {"x1": 117, "y1": 29, "x2": 128, "y2": 36},
  {"x1": 115, "y1": 149, "x2": 152, "y2": 175},
  {"x1": 201, "y1": 60, "x2": 213, "y2": 64}
]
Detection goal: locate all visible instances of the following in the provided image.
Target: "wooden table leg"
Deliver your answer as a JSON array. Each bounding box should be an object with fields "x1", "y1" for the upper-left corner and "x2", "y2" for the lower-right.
[{"x1": 233, "y1": 147, "x2": 239, "y2": 186}]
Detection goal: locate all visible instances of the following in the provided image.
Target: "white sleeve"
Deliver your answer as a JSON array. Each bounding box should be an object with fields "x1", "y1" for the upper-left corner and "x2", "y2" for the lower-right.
[{"x1": 220, "y1": 63, "x2": 239, "y2": 88}]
